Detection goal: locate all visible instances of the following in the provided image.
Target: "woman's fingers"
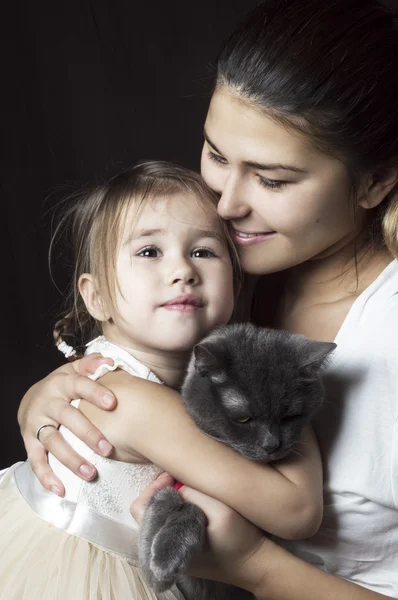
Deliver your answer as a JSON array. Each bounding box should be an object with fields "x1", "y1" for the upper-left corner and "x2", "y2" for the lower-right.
[
  {"x1": 179, "y1": 485, "x2": 228, "y2": 515},
  {"x1": 36, "y1": 415, "x2": 99, "y2": 478},
  {"x1": 33, "y1": 401, "x2": 115, "y2": 479},
  {"x1": 178, "y1": 485, "x2": 266, "y2": 584},
  {"x1": 27, "y1": 438, "x2": 66, "y2": 496},
  {"x1": 51, "y1": 372, "x2": 117, "y2": 411},
  {"x1": 130, "y1": 472, "x2": 175, "y2": 524},
  {"x1": 26, "y1": 412, "x2": 99, "y2": 494},
  {"x1": 18, "y1": 366, "x2": 118, "y2": 493},
  {"x1": 24, "y1": 383, "x2": 114, "y2": 455},
  {"x1": 73, "y1": 354, "x2": 115, "y2": 379}
]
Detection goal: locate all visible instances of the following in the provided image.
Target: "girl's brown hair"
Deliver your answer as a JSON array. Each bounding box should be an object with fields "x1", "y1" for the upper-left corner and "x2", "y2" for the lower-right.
[{"x1": 52, "y1": 160, "x2": 240, "y2": 357}]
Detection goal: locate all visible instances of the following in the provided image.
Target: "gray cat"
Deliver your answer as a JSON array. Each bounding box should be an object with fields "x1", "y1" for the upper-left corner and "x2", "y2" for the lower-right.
[{"x1": 139, "y1": 323, "x2": 336, "y2": 599}]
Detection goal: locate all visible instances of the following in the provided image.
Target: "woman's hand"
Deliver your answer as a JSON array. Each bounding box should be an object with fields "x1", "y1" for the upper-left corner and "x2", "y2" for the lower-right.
[
  {"x1": 131, "y1": 484, "x2": 391, "y2": 600},
  {"x1": 18, "y1": 354, "x2": 117, "y2": 496},
  {"x1": 178, "y1": 486, "x2": 269, "y2": 592},
  {"x1": 130, "y1": 480, "x2": 268, "y2": 594}
]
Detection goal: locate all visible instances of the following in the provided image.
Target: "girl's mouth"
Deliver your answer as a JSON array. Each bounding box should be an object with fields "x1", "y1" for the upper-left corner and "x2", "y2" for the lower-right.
[
  {"x1": 161, "y1": 294, "x2": 204, "y2": 313},
  {"x1": 231, "y1": 228, "x2": 277, "y2": 246}
]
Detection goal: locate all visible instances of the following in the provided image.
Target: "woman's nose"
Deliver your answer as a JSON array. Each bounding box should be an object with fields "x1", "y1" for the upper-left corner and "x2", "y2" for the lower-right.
[{"x1": 216, "y1": 175, "x2": 250, "y2": 221}]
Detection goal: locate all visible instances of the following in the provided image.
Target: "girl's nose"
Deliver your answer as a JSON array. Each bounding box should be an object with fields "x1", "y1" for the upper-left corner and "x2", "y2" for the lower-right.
[{"x1": 169, "y1": 259, "x2": 200, "y2": 286}]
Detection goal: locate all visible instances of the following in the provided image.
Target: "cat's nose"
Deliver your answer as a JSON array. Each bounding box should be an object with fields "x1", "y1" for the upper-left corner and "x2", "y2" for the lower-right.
[{"x1": 261, "y1": 433, "x2": 280, "y2": 454}]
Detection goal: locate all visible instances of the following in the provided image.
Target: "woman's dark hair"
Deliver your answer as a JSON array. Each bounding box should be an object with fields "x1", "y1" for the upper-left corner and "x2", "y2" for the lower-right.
[{"x1": 217, "y1": 0, "x2": 398, "y2": 255}]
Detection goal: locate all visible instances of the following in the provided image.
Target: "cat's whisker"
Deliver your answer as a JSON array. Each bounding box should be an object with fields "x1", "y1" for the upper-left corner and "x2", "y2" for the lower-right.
[
  {"x1": 206, "y1": 433, "x2": 227, "y2": 444},
  {"x1": 289, "y1": 448, "x2": 303, "y2": 458}
]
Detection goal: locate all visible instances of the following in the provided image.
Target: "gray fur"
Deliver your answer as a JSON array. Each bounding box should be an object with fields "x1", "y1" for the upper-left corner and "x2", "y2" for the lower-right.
[{"x1": 139, "y1": 324, "x2": 336, "y2": 599}]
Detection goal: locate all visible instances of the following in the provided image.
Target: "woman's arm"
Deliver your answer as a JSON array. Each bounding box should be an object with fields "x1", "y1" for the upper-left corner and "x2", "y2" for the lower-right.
[
  {"x1": 18, "y1": 354, "x2": 116, "y2": 494},
  {"x1": 250, "y1": 540, "x2": 394, "y2": 600},
  {"x1": 80, "y1": 370, "x2": 323, "y2": 539},
  {"x1": 131, "y1": 484, "x2": 394, "y2": 600}
]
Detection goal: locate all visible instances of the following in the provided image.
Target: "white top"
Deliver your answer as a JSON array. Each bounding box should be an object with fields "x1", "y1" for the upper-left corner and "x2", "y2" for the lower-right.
[
  {"x1": 48, "y1": 337, "x2": 164, "y2": 529},
  {"x1": 289, "y1": 260, "x2": 398, "y2": 595}
]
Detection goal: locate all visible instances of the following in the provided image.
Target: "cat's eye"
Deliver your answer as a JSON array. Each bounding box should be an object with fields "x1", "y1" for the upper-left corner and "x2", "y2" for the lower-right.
[
  {"x1": 234, "y1": 416, "x2": 252, "y2": 424},
  {"x1": 281, "y1": 413, "x2": 302, "y2": 422}
]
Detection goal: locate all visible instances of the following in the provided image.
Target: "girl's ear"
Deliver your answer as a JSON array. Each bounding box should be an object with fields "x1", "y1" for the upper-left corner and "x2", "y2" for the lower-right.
[
  {"x1": 78, "y1": 273, "x2": 110, "y2": 321},
  {"x1": 358, "y1": 167, "x2": 398, "y2": 210}
]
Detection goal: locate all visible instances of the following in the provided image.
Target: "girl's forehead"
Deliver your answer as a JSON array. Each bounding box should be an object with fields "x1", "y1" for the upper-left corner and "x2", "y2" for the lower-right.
[{"x1": 123, "y1": 192, "x2": 221, "y2": 237}]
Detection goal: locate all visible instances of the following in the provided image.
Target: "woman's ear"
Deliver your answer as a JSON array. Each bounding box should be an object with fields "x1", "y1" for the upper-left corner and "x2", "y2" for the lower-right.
[
  {"x1": 78, "y1": 273, "x2": 110, "y2": 321},
  {"x1": 358, "y1": 166, "x2": 398, "y2": 210}
]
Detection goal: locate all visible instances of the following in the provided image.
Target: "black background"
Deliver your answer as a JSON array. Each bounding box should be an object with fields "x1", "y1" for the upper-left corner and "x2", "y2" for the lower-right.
[{"x1": 0, "y1": 1, "x2": 258, "y2": 467}]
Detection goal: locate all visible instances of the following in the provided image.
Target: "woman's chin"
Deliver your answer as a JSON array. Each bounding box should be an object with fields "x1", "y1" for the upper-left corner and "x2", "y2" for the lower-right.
[
  {"x1": 238, "y1": 252, "x2": 286, "y2": 276},
  {"x1": 237, "y1": 242, "x2": 303, "y2": 276}
]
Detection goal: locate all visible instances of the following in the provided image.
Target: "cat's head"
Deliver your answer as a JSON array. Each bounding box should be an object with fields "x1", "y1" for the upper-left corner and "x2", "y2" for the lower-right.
[{"x1": 182, "y1": 323, "x2": 336, "y2": 463}]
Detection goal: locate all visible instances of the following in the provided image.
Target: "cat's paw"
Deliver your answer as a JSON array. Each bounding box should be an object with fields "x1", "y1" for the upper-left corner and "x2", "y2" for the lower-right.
[{"x1": 144, "y1": 498, "x2": 206, "y2": 592}]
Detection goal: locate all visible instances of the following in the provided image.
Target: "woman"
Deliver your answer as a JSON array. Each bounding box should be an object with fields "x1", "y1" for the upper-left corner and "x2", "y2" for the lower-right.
[{"x1": 18, "y1": 0, "x2": 398, "y2": 596}]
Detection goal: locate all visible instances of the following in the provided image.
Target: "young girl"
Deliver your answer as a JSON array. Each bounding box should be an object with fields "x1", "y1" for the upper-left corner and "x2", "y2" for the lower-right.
[
  {"x1": 0, "y1": 160, "x2": 322, "y2": 599},
  {"x1": 18, "y1": 0, "x2": 398, "y2": 597}
]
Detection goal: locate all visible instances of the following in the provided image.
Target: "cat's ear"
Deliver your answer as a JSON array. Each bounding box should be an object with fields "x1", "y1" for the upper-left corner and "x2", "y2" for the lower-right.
[
  {"x1": 193, "y1": 344, "x2": 218, "y2": 375},
  {"x1": 193, "y1": 344, "x2": 226, "y2": 383},
  {"x1": 299, "y1": 340, "x2": 336, "y2": 371}
]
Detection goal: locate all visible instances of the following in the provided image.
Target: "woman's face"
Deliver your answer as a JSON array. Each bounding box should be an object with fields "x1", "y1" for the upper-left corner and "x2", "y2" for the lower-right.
[{"x1": 201, "y1": 87, "x2": 363, "y2": 275}]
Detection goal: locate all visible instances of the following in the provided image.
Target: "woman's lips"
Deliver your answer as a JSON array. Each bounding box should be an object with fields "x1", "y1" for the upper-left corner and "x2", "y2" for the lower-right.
[{"x1": 231, "y1": 228, "x2": 277, "y2": 246}]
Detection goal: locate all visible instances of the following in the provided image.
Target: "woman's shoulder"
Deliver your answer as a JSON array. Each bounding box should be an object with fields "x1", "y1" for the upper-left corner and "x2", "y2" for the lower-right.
[
  {"x1": 344, "y1": 259, "x2": 398, "y2": 336},
  {"x1": 366, "y1": 259, "x2": 398, "y2": 331}
]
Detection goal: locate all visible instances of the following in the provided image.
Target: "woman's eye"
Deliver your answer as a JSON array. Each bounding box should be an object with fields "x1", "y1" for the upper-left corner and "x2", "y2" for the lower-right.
[
  {"x1": 234, "y1": 416, "x2": 252, "y2": 424},
  {"x1": 256, "y1": 175, "x2": 289, "y2": 191},
  {"x1": 207, "y1": 150, "x2": 227, "y2": 165},
  {"x1": 137, "y1": 246, "x2": 161, "y2": 258},
  {"x1": 191, "y1": 248, "x2": 217, "y2": 259}
]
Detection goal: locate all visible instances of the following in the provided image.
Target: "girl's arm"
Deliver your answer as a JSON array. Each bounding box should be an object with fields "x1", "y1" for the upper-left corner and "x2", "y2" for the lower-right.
[
  {"x1": 79, "y1": 370, "x2": 323, "y2": 540},
  {"x1": 131, "y1": 484, "x2": 394, "y2": 600},
  {"x1": 18, "y1": 355, "x2": 116, "y2": 495}
]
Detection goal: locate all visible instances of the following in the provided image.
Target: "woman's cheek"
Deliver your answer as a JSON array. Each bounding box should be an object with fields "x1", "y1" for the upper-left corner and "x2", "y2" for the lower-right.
[{"x1": 200, "y1": 155, "x2": 223, "y2": 195}]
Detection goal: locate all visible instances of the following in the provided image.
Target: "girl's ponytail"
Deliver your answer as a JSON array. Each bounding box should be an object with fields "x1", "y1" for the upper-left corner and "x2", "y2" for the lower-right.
[{"x1": 53, "y1": 312, "x2": 78, "y2": 360}]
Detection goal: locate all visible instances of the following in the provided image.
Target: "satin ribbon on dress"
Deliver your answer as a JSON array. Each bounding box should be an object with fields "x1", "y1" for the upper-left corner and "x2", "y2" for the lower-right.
[{"x1": 12, "y1": 461, "x2": 140, "y2": 564}]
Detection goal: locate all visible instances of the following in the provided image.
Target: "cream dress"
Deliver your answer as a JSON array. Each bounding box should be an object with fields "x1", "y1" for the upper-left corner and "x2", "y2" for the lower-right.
[{"x1": 0, "y1": 336, "x2": 185, "y2": 600}]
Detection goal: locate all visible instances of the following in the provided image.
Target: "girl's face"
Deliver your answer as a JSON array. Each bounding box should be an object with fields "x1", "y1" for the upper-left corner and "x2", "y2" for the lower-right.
[
  {"x1": 201, "y1": 87, "x2": 364, "y2": 275},
  {"x1": 103, "y1": 193, "x2": 234, "y2": 355}
]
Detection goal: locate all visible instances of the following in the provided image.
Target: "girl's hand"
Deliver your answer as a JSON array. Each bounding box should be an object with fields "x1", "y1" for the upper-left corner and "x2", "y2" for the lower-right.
[
  {"x1": 129, "y1": 471, "x2": 176, "y2": 524},
  {"x1": 18, "y1": 354, "x2": 117, "y2": 496},
  {"x1": 130, "y1": 481, "x2": 268, "y2": 593}
]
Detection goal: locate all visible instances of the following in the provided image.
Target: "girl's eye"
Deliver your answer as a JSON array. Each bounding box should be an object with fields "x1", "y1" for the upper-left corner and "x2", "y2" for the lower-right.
[
  {"x1": 191, "y1": 248, "x2": 217, "y2": 259},
  {"x1": 207, "y1": 150, "x2": 227, "y2": 165},
  {"x1": 256, "y1": 175, "x2": 289, "y2": 191},
  {"x1": 137, "y1": 246, "x2": 161, "y2": 258}
]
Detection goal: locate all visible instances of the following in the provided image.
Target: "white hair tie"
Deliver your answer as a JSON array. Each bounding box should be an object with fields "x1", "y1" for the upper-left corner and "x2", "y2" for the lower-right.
[{"x1": 57, "y1": 340, "x2": 77, "y2": 359}]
